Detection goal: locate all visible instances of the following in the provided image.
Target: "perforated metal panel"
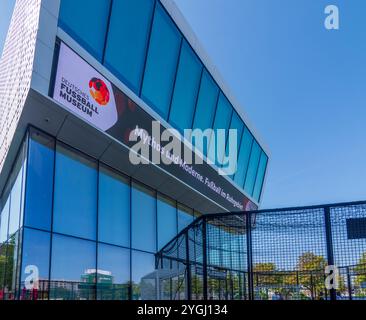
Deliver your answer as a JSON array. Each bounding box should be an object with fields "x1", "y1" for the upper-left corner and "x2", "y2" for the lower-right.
[{"x1": 0, "y1": 0, "x2": 41, "y2": 173}]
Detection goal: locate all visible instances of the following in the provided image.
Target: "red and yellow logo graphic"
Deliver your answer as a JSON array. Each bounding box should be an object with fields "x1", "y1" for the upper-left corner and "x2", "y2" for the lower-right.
[{"x1": 89, "y1": 78, "x2": 110, "y2": 106}]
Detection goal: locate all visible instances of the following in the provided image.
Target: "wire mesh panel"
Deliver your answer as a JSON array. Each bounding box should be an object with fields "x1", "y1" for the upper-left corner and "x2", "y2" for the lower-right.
[
  {"x1": 205, "y1": 215, "x2": 248, "y2": 300},
  {"x1": 156, "y1": 218, "x2": 205, "y2": 300},
  {"x1": 156, "y1": 201, "x2": 366, "y2": 301},
  {"x1": 330, "y1": 204, "x2": 366, "y2": 300},
  {"x1": 251, "y1": 209, "x2": 328, "y2": 300}
]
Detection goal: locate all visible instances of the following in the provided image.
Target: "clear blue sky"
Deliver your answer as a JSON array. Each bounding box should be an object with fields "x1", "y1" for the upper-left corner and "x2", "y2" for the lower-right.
[
  {"x1": 0, "y1": 0, "x2": 14, "y2": 56},
  {"x1": 174, "y1": 0, "x2": 366, "y2": 208},
  {"x1": 1, "y1": 0, "x2": 366, "y2": 209}
]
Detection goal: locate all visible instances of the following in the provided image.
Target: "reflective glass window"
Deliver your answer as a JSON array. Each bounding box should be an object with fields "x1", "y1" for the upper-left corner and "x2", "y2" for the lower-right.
[
  {"x1": 253, "y1": 151, "x2": 268, "y2": 202},
  {"x1": 131, "y1": 250, "x2": 156, "y2": 300},
  {"x1": 131, "y1": 182, "x2": 156, "y2": 253},
  {"x1": 21, "y1": 228, "x2": 50, "y2": 290},
  {"x1": 98, "y1": 165, "x2": 130, "y2": 247},
  {"x1": 50, "y1": 234, "x2": 96, "y2": 300},
  {"x1": 178, "y1": 204, "x2": 194, "y2": 233},
  {"x1": 191, "y1": 70, "x2": 219, "y2": 157},
  {"x1": 4, "y1": 233, "x2": 19, "y2": 300},
  {"x1": 97, "y1": 243, "x2": 130, "y2": 300},
  {"x1": 8, "y1": 171, "x2": 22, "y2": 238},
  {"x1": 141, "y1": 3, "x2": 182, "y2": 119},
  {"x1": 58, "y1": 0, "x2": 112, "y2": 61},
  {"x1": 244, "y1": 140, "x2": 261, "y2": 196},
  {"x1": 208, "y1": 93, "x2": 233, "y2": 165},
  {"x1": 234, "y1": 127, "x2": 253, "y2": 189},
  {"x1": 53, "y1": 144, "x2": 97, "y2": 240},
  {"x1": 19, "y1": 147, "x2": 27, "y2": 229},
  {"x1": 207, "y1": 224, "x2": 222, "y2": 266},
  {"x1": 0, "y1": 198, "x2": 10, "y2": 244},
  {"x1": 0, "y1": 244, "x2": 6, "y2": 291},
  {"x1": 157, "y1": 194, "x2": 177, "y2": 251},
  {"x1": 104, "y1": 0, "x2": 155, "y2": 94},
  {"x1": 25, "y1": 130, "x2": 54, "y2": 231},
  {"x1": 169, "y1": 41, "x2": 202, "y2": 133},
  {"x1": 225, "y1": 111, "x2": 244, "y2": 177}
]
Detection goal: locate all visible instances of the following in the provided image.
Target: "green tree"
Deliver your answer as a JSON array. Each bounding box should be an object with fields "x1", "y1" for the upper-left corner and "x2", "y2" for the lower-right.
[
  {"x1": 253, "y1": 263, "x2": 279, "y2": 286},
  {"x1": 252, "y1": 262, "x2": 280, "y2": 300},
  {"x1": 0, "y1": 253, "x2": 5, "y2": 288},
  {"x1": 191, "y1": 274, "x2": 203, "y2": 299},
  {"x1": 353, "y1": 252, "x2": 366, "y2": 296},
  {"x1": 0, "y1": 240, "x2": 16, "y2": 293},
  {"x1": 296, "y1": 252, "x2": 327, "y2": 299}
]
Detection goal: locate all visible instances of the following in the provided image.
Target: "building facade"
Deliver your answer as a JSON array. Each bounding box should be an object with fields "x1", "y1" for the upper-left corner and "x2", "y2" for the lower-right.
[{"x1": 0, "y1": 0, "x2": 269, "y2": 300}]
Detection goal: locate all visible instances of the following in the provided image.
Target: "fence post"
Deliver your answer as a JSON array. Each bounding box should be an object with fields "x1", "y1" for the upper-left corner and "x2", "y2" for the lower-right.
[
  {"x1": 246, "y1": 211, "x2": 254, "y2": 300},
  {"x1": 202, "y1": 216, "x2": 208, "y2": 300},
  {"x1": 324, "y1": 206, "x2": 337, "y2": 301},
  {"x1": 243, "y1": 271, "x2": 247, "y2": 300},
  {"x1": 185, "y1": 231, "x2": 192, "y2": 300},
  {"x1": 346, "y1": 266, "x2": 353, "y2": 300}
]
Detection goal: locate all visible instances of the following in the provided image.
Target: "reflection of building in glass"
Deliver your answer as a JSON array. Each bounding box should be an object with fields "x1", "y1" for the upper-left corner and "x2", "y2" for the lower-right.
[
  {"x1": 81, "y1": 269, "x2": 114, "y2": 285},
  {"x1": 0, "y1": 0, "x2": 268, "y2": 300}
]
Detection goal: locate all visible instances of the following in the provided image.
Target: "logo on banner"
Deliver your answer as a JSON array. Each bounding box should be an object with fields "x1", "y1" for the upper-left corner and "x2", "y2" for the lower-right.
[
  {"x1": 89, "y1": 78, "x2": 110, "y2": 106},
  {"x1": 53, "y1": 43, "x2": 118, "y2": 131}
]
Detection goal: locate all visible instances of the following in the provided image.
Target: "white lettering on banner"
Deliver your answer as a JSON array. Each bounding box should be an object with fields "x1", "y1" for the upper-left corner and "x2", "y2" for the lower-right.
[
  {"x1": 130, "y1": 125, "x2": 244, "y2": 211},
  {"x1": 53, "y1": 43, "x2": 118, "y2": 131}
]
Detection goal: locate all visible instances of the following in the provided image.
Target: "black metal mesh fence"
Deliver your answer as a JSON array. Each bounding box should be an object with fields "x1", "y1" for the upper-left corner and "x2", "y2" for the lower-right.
[
  {"x1": 156, "y1": 201, "x2": 366, "y2": 300},
  {"x1": 251, "y1": 208, "x2": 328, "y2": 300}
]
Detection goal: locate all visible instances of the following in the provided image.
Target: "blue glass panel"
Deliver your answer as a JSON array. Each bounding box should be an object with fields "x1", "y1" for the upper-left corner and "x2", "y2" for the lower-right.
[
  {"x1": 58, "y1": 0, "x2": 111, "y2": 61},
  {"x1": 97, "y1": 244, "x2": 130, "y2": 300},
  {"x1": 131, "y1": 250, "x2": 156, "y2": 300},
  {"x1": 21, "y1": 228, "x2": 50, "y2": 284},
  {"x1": 98, "y1": 165, "x2": 130, "y2": 247},
  {"x1": 50, "y1": 234, "x2": 96, "y2": 300},
  {"x1": 141, "y1": 3, "x2": 182, "y2": 119},
  {"x1": 208, "y1": 93, "x2": 233, "y2": 165},
  {"x1": 104, "y1": 0, "x2": 155, "y2": 93},
  {"x1": 207, "y1": 224, "x2": 222, "y2": 266},
  {"x1": 234, "y1": 127, "x2": 253, "y2": 189},
  {"x1": 8, "y1": 164, "x2": 23, "y2": 238},
  {"x1": 191, "y1": 70, "x2": 219, "y2": 157},
  {"x1": 225, "y1": 112, "x2": 244, "y2": 178},
  {"x1": 244, "y1": 140, "x2": 261, "y2": 196},
  {"x1": 131, "y1": 182, "x2": 156, "y2": 253},
  {"x1": 19, "y1": 148, "x2": 26, "y2": 229},
  {"x1": 253, "y1": 151, "x2": 268, "y2": 202},
  {"x1": 25, "y1": 130, "x2": 54, "y2": 231},
  {"x1": 157, "y1": 194, "x2": 177, "y2": 251},
  {"x1": 169, "y1": 41, "x2": 202, "y2": 133},
  {"x1": 53, "y1": 144, "x2": 97, "y2": 240},
  {"x1": 0, "y1": 198, "x2": 10, "y2": 244},
  {"x1": 178, "y1": 204, "x2": 194, "y2": 233}
]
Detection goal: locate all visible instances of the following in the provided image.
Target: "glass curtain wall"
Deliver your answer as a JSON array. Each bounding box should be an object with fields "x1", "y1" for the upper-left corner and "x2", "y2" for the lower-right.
[
  {"x1": 1, "y1": 127, "x2": 200, "y2": 300},
  {"x1": 0, "y1": 137, "x2": 27, "y2": 300},
  {"x1": 57, "y1": 0, "x2": 268, "y2": 202}
]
